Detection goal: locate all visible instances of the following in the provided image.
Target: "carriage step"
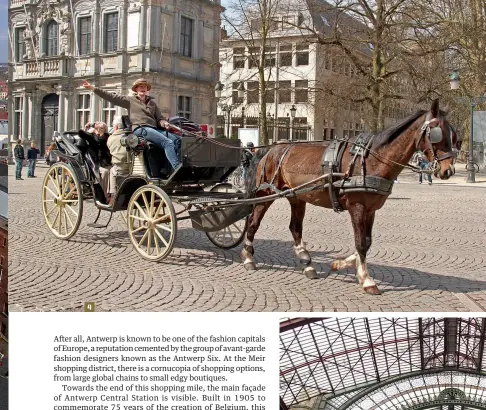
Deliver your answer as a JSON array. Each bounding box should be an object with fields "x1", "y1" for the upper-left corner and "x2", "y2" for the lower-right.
[{"x1": 86, "y1": 223, "x2": 109, "y2": 229}]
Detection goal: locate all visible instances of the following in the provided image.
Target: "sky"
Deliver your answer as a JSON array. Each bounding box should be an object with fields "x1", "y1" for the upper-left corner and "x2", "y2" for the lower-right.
[{"x1": 0, "y1": 0, "x2": 232, "y2": 64}]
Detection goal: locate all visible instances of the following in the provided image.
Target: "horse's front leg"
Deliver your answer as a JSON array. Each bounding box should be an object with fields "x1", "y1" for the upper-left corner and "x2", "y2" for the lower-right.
[
  {"x1": 241, "y1": 200, "x2": 274, "y2": 270},
  {"x1": 331, "y1": 205, "x2": 380, "y2": 295},
  {"x1": 288, "y1": 197, "x2": 317, "y2": 279}
]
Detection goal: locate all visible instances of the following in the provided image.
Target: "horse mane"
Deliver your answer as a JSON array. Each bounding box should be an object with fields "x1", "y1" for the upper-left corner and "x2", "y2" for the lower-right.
[{"x1": 372, "y1": 110, "x2": 426, "y2": 150}]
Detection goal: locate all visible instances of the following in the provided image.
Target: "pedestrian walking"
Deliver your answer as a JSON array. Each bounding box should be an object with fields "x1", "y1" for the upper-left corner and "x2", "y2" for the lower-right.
[
  {"x1": 27, "y1": 141, "x2": 40, "y2": 178},
  {"x1": 14, "y1": 139, "x2": 25, "y2": 180},
  {"x1": 417, "y1": 150, "x2": 432, "y2": 185}
]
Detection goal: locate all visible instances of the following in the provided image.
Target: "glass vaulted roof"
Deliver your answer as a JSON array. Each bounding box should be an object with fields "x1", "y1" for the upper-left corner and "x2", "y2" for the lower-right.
[{"x1": 280, "y1": 318, "x2": 486, "y2": 410}]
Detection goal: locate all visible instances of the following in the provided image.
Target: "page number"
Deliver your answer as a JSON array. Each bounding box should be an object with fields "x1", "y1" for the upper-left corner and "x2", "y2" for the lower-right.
[{"x1": 84, "y1": 302, "x2": 95, "y2": 312}]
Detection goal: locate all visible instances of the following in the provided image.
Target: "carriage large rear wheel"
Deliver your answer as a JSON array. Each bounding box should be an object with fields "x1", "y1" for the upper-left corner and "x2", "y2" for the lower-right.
[
  {"x1": 42, "y1": 163, "x2": 83, "y2": 239},
  {"x1": 127, "y1": 185, "x2": 177, "y2": 261},
  {"x1": 205, "y1": 183, "x2": 248, "y2": 249}
]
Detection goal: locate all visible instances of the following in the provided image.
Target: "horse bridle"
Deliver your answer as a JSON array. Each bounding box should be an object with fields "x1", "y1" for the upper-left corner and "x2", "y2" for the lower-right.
[{"x1": 417, "y1": 113, "x2": 455, "y2": 163}]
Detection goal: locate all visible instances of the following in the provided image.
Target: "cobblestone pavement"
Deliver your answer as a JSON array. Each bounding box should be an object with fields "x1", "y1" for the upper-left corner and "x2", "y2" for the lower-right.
[{"x1": 9, "y1": 163, "x2": 486, "y2": 312}]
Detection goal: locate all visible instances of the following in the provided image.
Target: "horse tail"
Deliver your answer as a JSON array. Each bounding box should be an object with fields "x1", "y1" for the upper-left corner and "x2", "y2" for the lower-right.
[{"x1": 244, "y1": 147, "x2": 270, "y2": 198}]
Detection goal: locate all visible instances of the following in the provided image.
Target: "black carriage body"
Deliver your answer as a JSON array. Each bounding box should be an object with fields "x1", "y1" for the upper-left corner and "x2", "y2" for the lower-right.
[{"x1": 144, "y1": 137, "x2": 241, "y2": 186}]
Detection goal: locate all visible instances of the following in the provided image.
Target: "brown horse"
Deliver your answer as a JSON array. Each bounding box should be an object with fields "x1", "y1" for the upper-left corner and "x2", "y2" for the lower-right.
[{"x1": 242, "y1": 100, "x2": 456, "y2": 295}]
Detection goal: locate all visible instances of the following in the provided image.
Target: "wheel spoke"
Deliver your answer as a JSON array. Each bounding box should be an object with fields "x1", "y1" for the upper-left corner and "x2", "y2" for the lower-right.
[
  {"x1": 153, "y1": 231, "x2": 161, "y2": 255},
  {"x1": 150, "y1": 191, "x2": 155, "y2": 218},
  {"x1": 64, "y1": 207, "x2": 75, "y2": 228},
  {"x1": 137, "y1": 229, "x2": 150, "y2": 247},
  {"x1": 44, "y1": 185, "x2": 58, "y2": 198},
  {"x1": 155, "y1": 223, "x2": 172, "y2": 233},
  {"x1": 45, "y1": 205, "x2": 58, "y2": 219},
  {"x1": 154, "y1": 227, "x2": 169, "y2": 247},
  {"x1": 132, "y1": 225, "x2": 146, "y2": 234},
  {"x1": 147, "y1": 228, "x2": 153, "y2": 255},
  {"x1": 129, "y1": 214, "x2": 147, "y2": 222},
  {"x1": 133, "y1": 201, "x2": 150, "y2": 220},
  {"x1": 141, "y1": 192, "x2": 151, "y2": 217},
  {"x1": 48, "y1": 173, "x2": 61, "y2": 195},
  {"x1": 57, "y1": 207, "x2": 62, "y2": 233},
  {"x1": 64, "y1": 204, "x2": 79, "y2": 218}
]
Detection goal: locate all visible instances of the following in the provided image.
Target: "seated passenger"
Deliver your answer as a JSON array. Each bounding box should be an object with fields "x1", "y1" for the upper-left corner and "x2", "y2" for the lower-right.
[
  {"x1": 107, "y1": 116, "x2": 130, "y2": 201},
  {"x1": 80, "y1": 121, "x2": 112, "y2": 201},
  {"x1": 82, "y1": 78, "x2": 182, "y2": 172}
]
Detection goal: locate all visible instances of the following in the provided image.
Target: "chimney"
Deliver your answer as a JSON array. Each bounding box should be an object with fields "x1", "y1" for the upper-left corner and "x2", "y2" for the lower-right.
[{"x1": 220, "y1": 26, "x2": 228, "y2": 41}]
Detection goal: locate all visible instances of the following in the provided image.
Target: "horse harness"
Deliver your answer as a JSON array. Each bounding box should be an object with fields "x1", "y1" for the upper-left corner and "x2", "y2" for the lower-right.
[{"x1": 254, "y1": 114, "x2": 449, "y2": 212}]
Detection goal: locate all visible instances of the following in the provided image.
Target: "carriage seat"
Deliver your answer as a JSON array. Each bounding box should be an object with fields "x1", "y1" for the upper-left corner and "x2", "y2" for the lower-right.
[{"x1": 143, "y1": 142, "x2": 171, "y2": 178}]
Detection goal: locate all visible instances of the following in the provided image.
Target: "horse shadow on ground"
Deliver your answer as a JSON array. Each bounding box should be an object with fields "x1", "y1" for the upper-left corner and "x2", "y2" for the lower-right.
[{"x1": 65, "y1": 226, "x2": 486, "y2": 298}]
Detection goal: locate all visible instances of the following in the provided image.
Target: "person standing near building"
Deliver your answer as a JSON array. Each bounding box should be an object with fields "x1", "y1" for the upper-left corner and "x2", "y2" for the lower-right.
[
  {"x1": 14, "y1": 139, "x2": 25, "y2": 180},
  {"x1": 27, "y1": 141, "x2": 40, "y2": 178},
  {"x1": 417, "y1": 150, "x2": 432, "y2": 185}
]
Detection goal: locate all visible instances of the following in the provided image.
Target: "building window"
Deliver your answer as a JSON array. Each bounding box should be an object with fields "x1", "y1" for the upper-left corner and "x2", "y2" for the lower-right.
[
  {"x1": 16, "y1": 27, "x2": 25, "y2": 62},
  {"x1": 296, "y1": 44, "x2": 309, "y2": 66},
  {"x1": 293, "y1": 117, "x2": 308, "y2": 140},
  {"x1": 14, "y1": 96, "x2": 23, "y2": 138},
  {"x1": 103, "y1": 100, "x2": 116, "y2": 127},
  {"x1": 78, "y1": 16, "x2": 92, "y2": 55},
  {"x1": 295, "y1": 80, "x2": 308, "y2": 103},
  {"x1": 177, "y1": 96, "x2": 192, "y2": 120},
  {"x1": 249, "y1": 47, "x2": 260, "y2": 69},
  {"x1": 233, "y1": 48, "x2": 245, "y2": 69},
  {"x1": 104, "y1": 12, "x2": 118, "y2": 53},
  {"x1": 232, "y1": 82, "x2": 244, "y2": 105},
  {"x1": 180, "y1": 16, "x2": 193, "y2": 58},
  {"x1": 280, "y1": 44, "x2": 292, "y2": 66},
  {"x1": 278, "y1": 80, "x2": 291, "y2": 103},
  {"x1": 77, "y1": 94, "x2": 91, "y2": 128},
  {"x1": 46, "y1": 20, "x2": 58, "y2": 56},
  {"x1": 247, "y1": 81, "x2": 259, "y2": 104},
  {"x1": 265, "y1": 81, "x2": 275, "y2": 104},
  {"x1": 264, "y1": 46, "x2": 276, "y2": 67}
]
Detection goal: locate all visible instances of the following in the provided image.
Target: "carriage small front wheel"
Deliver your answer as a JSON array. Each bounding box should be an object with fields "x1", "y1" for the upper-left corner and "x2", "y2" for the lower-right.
[
  {"x1": 42, "y1": 163, "x2": 83, "y2": 240},
  {"x1": 205, "y1": 183, "x2": 248, "y2": 249},
  {"x1": 127, "y1": 185, "x2": 177, "y2": 261}
]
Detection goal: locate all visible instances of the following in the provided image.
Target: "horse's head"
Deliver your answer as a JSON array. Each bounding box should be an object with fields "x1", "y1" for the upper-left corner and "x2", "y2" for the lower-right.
[{"x1": 417, "y1": 99, "x2": 457, "y2": 180}]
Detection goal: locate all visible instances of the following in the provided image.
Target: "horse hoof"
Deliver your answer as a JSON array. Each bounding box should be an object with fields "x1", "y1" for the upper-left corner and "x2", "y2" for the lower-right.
[
  {"x1": 303, "y1": 267, "x2": 318, "y2": 279},
  {"x1": 244, "y1": 262, "x2": 257, "y2": 271},
  {"x1": 330, "y1": 261, "x2": 339, "y2": 271},
  {"x1": 363, "y1": 285, "x2": 381, "y2": 295},
  {"x1": 299, "y1": 254, "x2": 311, "y2": 266}
]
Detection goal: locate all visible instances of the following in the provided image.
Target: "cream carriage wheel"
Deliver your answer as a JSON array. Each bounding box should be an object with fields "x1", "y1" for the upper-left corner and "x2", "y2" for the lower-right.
[
  {"x1": 42, "y1": 163, "x2": 83, "y2": 240},
  {"x1": 127, "y1": 185, "x2": 177, "y2": 261},
  {"x1": 205, "y1": 183, "x2": 248, "y2": 249}
]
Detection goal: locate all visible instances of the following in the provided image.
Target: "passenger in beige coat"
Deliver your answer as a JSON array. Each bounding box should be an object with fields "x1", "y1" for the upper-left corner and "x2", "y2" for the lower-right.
[{"x1": 107, "y1": 116, "x2": 130, "y2": 200}]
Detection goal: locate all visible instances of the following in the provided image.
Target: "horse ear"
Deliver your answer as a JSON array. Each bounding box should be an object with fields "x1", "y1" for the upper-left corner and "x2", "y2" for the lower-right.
[{"x1": 431, "y1": 99, "x2": 439, "y2": 117}]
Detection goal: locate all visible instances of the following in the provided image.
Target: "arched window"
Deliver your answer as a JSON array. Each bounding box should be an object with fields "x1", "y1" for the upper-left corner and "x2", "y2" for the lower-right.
[{"x1": 46, "y1": 21, "x2": 58, "y2": 56}]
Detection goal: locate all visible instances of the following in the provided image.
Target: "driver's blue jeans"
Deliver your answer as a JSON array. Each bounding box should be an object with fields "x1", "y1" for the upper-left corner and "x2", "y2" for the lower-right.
[{"x1": 134, "y1": 127, "x2": 181, "y2": 169}]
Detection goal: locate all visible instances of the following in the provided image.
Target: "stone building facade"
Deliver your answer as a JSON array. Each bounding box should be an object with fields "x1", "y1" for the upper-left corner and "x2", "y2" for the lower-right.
[{"x1": 8, "y1": 0, "x2": 222, "y2": 153}]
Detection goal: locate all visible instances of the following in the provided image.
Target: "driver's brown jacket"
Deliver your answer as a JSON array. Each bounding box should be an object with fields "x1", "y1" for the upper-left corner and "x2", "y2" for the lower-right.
[{"x1": 92, "y1": 87, "x2": 165, "y2": 130}]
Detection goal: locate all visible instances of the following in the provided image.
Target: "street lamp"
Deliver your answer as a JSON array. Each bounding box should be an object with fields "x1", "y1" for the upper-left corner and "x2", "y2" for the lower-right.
[
  {"x1": 450, "y1": 72, "x2": 486, "y2": 183},
  {"x1": 215, "y1": 81, "x2": 223, "y2": 99},
  {"x1": 449, "y1": 71, "x2": 460, "y2": 90},
  {"x1": 221, "y1": 104, "x2": 232, "y2": 138},
  {"x1": 290, "y1": 105, "x2": 296, "y2": 140}
]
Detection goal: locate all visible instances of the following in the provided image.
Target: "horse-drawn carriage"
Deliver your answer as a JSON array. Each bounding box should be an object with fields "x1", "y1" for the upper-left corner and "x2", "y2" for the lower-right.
[{"x1": 41, "y1": 122, "x2": 251, "y2": 261}]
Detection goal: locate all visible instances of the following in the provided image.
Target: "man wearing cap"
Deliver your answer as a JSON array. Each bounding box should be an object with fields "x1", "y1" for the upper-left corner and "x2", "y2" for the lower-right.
[{"x1": 82, "y1": 79, "x2": 181, "y2": 171}]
